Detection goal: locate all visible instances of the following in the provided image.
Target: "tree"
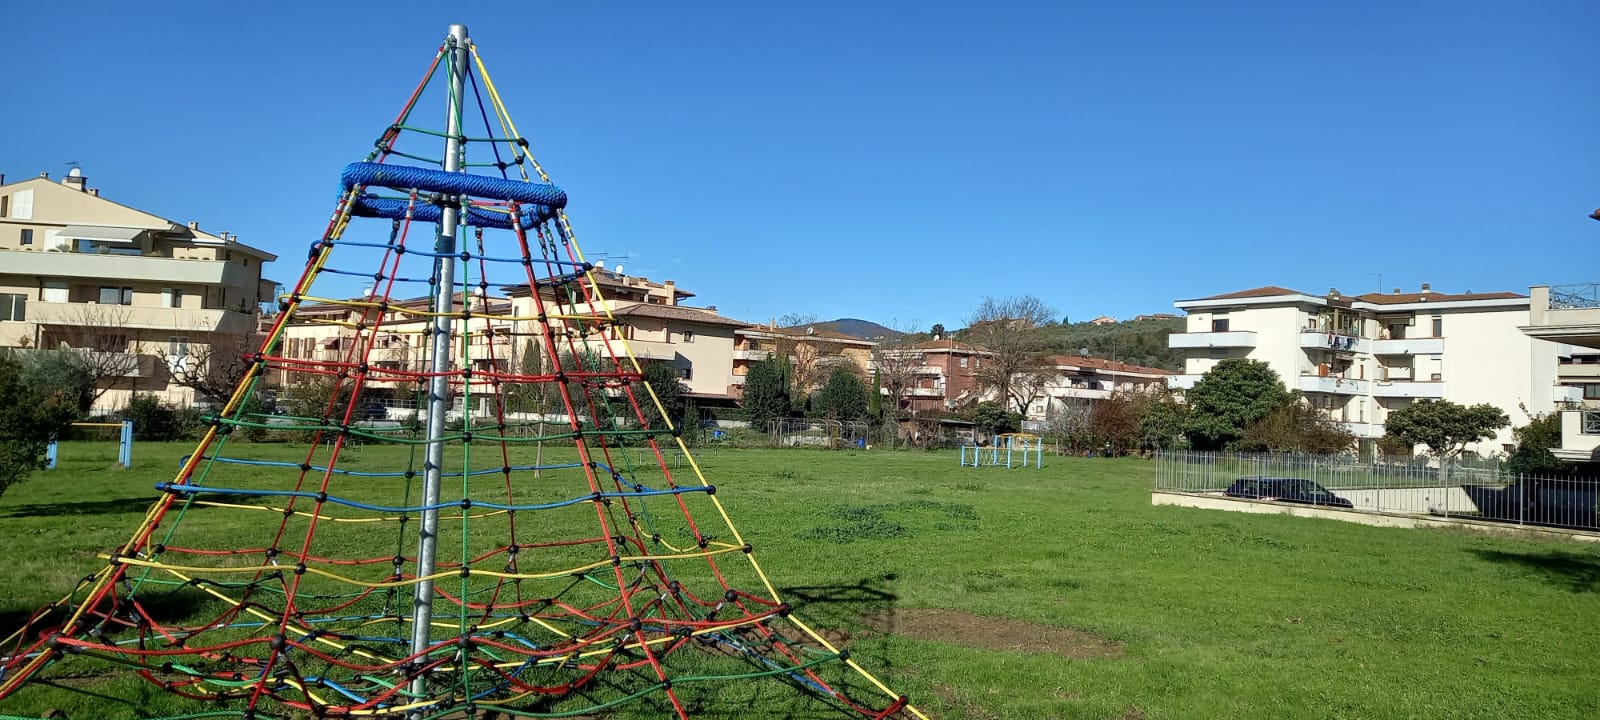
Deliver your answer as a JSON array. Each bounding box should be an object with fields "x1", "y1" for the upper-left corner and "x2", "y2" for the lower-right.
[
  {"x1": 970, "y1": 401, "x2": 1020, "y2": 437},
  {"x1": 965, "y1": 295, "x2": 1057, "y2": 415},
  {"x1": 1383, "y1": 400, "x2": 1509, "y2": 466},
  {"x1": 0, "y1": 352, "x2": 93, "y2": 498},
  {"x1": 161, "y1": 331, "x2": 265, "y2": 407},
  {"x1": 41, "y1": 305, "x2": 144, "y2": 406},
  {"x1": 1135, "y1": 388, "x2": 1188, "y2": 451},
  {"x1": 811, "y1": 369, "x2": 869, "y2": 423},
  {"x1": 1182, "y1": 359, "x2": 1286, "y2": 450},
  {"x1": 870, "y1": 330, "x2": 922, "y2": 419},
  {"x1": 742, "y1": 356, "x2": 791, "y2": 431},
  {"x1": 1238, "y1": 392, "x2": 1355, "y2": 454},
  {"x1": 930, "y1": 323, "x2": 946, "y2": 338},
  {"x1": 634, "y1": 361, "x2": 688, "y2": 430},
  {"x1": 1506, "y1": 413, "x2": 1567, "y2": 476},
  {"x1": 1088, "y1": 392, "x2": 1141, "y2": 455}
]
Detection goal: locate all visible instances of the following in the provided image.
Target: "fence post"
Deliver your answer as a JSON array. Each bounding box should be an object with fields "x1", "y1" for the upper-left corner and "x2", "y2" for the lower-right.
[
  {"x1": 46, "y1": 436, "x2": 58, "y2": 470},
  {"x1": 119, "y1": 420, "x2": 133, "y2": 468}
]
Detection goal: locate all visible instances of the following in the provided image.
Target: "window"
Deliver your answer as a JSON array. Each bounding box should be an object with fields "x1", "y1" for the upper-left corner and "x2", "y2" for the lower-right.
[
  {"x1": 19, "y1": 229, "x2": 32, "y2": 246},
  {"x1": 0, "y1": 194, "x2": 7, "y2": 217},
  {"x1": 679, "y1": 367, "x2": 693, "y2": 380},
  {"x1": 959, "y1": 357, "x2": 968, "y2": 368},
  {"x1": 0, "y1": 294, "x2": 25, "y2": 321},
  {"x1": 99, "y1": 286, "x2": 133, "y2": 305},
  {"x1": 680, "y1": 330, "x2": 695, "y2": 343},
  {"x1": 42, "y1": 283, "x2": 66, "y2": 303},
  {"x1": 1208, "y1": 347, "x2": 1228, "y2": 359},
  {"x1": 11, "y1": 189, "x2": 32, "y2": 220},
  {"x1": 163, "y1": 288, "x2": 184, "y2": 309},
  {"x1": 1585, "y1": 384, "x2": 1600, "y2": 400},
  {"x1": 1211, "y1": 317, "x2": 1230, "y2": 332},
  {"x1": 169, "y1": 337, "x2": 190, "y2": 357},
  {"x1": 1432, "y1": 316, "x2": 1443, "y2": 337}
]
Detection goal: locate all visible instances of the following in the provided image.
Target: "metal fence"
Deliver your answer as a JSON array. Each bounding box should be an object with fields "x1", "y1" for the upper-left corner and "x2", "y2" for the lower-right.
[
  {"x1": 1550, "y1": 282, "x2": 1600, "y2": 309},
  {"x1": 1154, "y1": 451, "x2": 1600, "y2": 533}
]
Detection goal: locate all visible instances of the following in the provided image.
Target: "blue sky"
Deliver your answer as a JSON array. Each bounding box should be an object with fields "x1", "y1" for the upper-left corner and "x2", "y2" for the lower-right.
[{"x1": 4, "y1": 1, "x2": 1595, "y2": 331}]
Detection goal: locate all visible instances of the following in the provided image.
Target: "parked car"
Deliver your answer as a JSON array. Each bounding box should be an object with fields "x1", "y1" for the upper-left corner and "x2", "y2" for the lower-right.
[
  {"x1": 1224, "y1": 477, "x2": 1354, "y2": 509},
  {"x1": 1461, "y1": 478, "x2": 1599, "y2": 531}
]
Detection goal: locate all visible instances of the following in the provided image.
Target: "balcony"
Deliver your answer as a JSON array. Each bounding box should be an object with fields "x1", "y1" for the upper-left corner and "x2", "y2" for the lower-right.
[
  {"x1": 617, "y1": 339, "x2": 675, "y2": 361},
  {"x1": 0, "y1": 248, "x2": 257, "y2": 288},
  {"x1": 905, "y1": 387, "x2": 944, "y2": 398},
  {"x1": 1524, "y1": 285, "x2": 1600, "y2": 351},
  {"x1": 1558, "y1": 363, "x2": 1600, "y2": 380},
  {"x1": 29, "y1": 302, "x2": 258, "y2": 334},
  {"x1": 1168, "y1": 331, "x2": 1257, "y2": 349},
  {"x1": 1341, "y1": 421, "x2": 1385, "y2": 439},
  {"x1": 1553, "y1": 410, "x2": 1600, "y2": 461},
  {"x1": 1168, "y1": 374, "x2": 1202, "y2": 390},
  {"x1": 1050, "y1": 386, "x2": 1112, "y2": 401},
  {"x1": 1297, "y1": 375, "x2": 1370, "y2": 395},
  {"x1": 728, "y1": 374, "x2": 745, "y2": 386},
  {"x1": 1371, "y1": 381, "x2": 1447, "y2": 399},
  {"x1": 1299, "y1": 332, "x2": 1371, "y2": 354},
  {"x1": 732, "y1": 348, "x2": 770, "y2": 361},
  {"x1": 1371, "y1": 337, "x2": 1444, "y2": 355},
  {"x1": 1554, "y1": 385, "x2": 1585, "y2": 405}
]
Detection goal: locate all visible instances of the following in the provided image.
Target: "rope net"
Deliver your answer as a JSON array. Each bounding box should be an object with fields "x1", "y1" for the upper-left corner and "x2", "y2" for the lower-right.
[{"x1": 0, "y1": 34, "x2": 922, "y2": 720}]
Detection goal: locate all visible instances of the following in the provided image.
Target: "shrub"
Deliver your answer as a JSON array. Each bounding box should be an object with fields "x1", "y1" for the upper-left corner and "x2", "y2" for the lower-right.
[{"x1": 121, "y1": 394, "x2": 199, "y2": 442}]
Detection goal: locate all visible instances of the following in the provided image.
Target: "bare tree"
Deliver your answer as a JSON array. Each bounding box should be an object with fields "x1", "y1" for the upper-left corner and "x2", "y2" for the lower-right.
[
  {"x1": 160, "y1": 331, "x2": 264, "y2": 407},
  {"x1": 41, "y1": 306, "x2": 144, "y2": 405},
  {"x1": 869, "y1": 319, "x2": 923, "y2": 418},
  {"x1": 965, "y1": 295, "x2": 1057, "y2": 415}
]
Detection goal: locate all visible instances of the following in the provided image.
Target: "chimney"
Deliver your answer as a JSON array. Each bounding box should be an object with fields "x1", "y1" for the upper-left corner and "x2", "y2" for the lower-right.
[
  {"x1": 62, "y1": 167, "x2": 86, "y2": 192},
  {"x1": 1328, "y1": 287, "x2": 1341, "y2": 299},
  {"x1": 88, "y1": 188, "x2": 99, "y2": 197},
  {"x1": 0, "y1": 174, "x2": 6, "y2": 185},
  {"x1": 39, "y1": 172, "x2": 49, "y2": 179},
  {"x1": 705, "y1": 305, "x2": 717, "y2": 313},
  {"x1": 188, "y1": 221, "x2": 200, "y2": 231},
  {"x1": 1393, "y1": 288, "x2": 1400, "y2": 294},
  {"x1": 1420, "y1": 283, "x2": 1431, "y2": 294}
]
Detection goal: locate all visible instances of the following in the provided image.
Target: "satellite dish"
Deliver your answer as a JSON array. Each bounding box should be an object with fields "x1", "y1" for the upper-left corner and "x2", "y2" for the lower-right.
[
  {"x1": 806, "y1": 326, "x2": 816, "y2": 335},
  {"x1": 595, "y1": 260, "x2": 606, "y2": 269},
  {"x1": 1079, "y1": 347, "x2": 1089, "y2": 357},
  {"x1": 614, "y1": 264, "x2": 624, "y2": 276}
]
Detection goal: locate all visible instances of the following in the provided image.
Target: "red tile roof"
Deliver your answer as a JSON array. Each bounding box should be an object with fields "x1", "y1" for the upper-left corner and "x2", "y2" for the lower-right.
[
  {"x1": 912, "y1": 339, "x2": 989, "y2": 353},
  {"x1": 1048, "y1": 355, "x2": 1172, "y2": 376},
  {"x1": 1354, "y1": 290, "x2": 1525, "y2": 305},
  {"x1": 1198, "y1": 285, "x2": 1308, "y2": 300},
  {"x1": 612, "y1": 303, "x2": 749, "y2": 328}
]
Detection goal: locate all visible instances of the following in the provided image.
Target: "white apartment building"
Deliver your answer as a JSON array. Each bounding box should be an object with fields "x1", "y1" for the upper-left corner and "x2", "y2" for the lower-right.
[
  {"x1": 1168, "y1": 284, "x2": 1560, "y2": 453},
  {"x1": 1027, "y1": 356, "x2": 1171, "y2": 422},
  {"x1": 1522, "y1": 283, "x2": 1600, "y2": 464},
  {"x1": 0, "y1": 169, "x2": 277, "y2": 412}
]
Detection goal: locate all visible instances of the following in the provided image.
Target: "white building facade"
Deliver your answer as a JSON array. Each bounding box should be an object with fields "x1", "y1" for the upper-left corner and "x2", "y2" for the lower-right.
[{"x1": 1169, "y1": 285, "x2": 1560, "y2": 454}]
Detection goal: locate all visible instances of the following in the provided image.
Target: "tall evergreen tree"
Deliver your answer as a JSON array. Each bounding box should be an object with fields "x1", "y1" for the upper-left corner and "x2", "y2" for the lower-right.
[{"x1": 742, "y1": 356, "x2": 791, "y2": 432}]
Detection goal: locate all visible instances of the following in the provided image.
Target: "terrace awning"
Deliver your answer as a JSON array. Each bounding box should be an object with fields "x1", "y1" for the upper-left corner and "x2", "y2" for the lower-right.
[{"x1": 55, "y1": 225, "x2": 146, "y2": 244}]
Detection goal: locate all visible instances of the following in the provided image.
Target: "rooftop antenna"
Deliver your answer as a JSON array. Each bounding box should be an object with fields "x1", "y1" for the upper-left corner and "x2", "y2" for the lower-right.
[{"x1": 409, "y1": 22, "x2": 469, "y2": 716}]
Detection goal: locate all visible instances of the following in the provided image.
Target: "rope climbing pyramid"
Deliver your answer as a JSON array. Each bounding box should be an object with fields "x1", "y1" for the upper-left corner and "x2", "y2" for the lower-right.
[{"x1": 0, "y1": 26, "x2": 923, "y2": 720}]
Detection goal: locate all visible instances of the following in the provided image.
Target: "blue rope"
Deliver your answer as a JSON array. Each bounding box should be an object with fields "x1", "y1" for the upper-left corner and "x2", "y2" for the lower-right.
[
  {"x1": 349, "y1": 195, "x2": 558, "y2": 229},
  {"x1": 342, "y1": 162, "x2": 567, "y2": 207},
  {"x1": 192, "y1": 455, "x2": 586, "y2": 479}
]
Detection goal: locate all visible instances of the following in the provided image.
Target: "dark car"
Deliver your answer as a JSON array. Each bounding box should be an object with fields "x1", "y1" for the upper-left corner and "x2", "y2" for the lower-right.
[{"x1": 1224, "y1": 476, "x2": 1354, "y2": 509}]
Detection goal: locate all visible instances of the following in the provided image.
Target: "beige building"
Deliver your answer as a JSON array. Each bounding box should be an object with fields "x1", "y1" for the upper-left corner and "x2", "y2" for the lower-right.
[
  {"x1": 1522, "y1": 284, "x2": 1600, "y2": 463},
  {"x1": 0, "y1": 170, "x2": 277, "y2": 412},
  {"x1": 1027, "y1": 356, "x2": 1171, "y2": 421},
  {"x1": 732, "y1": 324, "x2": 878, "y2": 396},
  {"x1": 1168, "y1": 284, "x2": 1560, "y2": 453}
]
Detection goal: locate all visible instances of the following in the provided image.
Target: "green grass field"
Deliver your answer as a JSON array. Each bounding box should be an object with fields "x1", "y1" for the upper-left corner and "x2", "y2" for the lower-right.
[{"x1": 2, "y1": 441, "x2": 1599, "y2": 719}]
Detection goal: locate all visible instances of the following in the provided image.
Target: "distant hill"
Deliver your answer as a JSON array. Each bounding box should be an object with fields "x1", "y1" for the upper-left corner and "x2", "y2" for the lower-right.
[
  {"x1": 817, "y1": 318, "x2": 905, "y2": 340},
  {"x1": 1038, "y1": 317, "x2": 1185, "y2": 371}
]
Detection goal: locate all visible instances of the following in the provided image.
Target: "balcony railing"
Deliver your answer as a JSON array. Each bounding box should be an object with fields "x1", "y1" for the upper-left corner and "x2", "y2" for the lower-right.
[
  {"x1": 1299, "y1": 332, "x2": 1371, "y2": 354},
  {"x1": 1168, "y1": 374, "x2": 1202, "y2": 390},
  {"x1": 1585, "y1": 411, "x2": 1600, "y2": 435},
  {"x1": 1371, "y1": 380, "x2": 1447, "y2": 399},
  {"x1": 1168, "y1": 331, "x2": 1257, "y2": 349},
  {"x1": 732, "y1": 349, "x2": 770, "y2": 361},
  {"x1": 1551, "y1": 283, "x2": 1600, "y2": 310},
  {"x1": 1298, "y1": 375, "x2": 1370, "y2": 395},
  {"x1": 1371, "y1": 337, "x2": 1444, "y2": 355}
]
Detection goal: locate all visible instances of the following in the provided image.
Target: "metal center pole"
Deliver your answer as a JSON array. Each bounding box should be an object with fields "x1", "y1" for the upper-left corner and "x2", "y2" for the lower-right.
[{"x1": 409, "y1": 22, "x2": 469, "y2": 714}]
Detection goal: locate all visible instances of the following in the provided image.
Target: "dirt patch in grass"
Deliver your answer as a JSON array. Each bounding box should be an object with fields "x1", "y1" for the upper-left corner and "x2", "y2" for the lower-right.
[{"x1": 859, "y1": 608, "x2": 1123, "y2": 660}]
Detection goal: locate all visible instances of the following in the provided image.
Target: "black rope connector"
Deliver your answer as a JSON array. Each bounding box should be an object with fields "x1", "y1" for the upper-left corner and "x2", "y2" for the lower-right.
[
  {"x1": 506, "y1": 544, "x2": 519, "y2": 555},
  {"x1": 572, "y1": 429, "x2": 584, "y2": 440},
  {"x1": 610, "y1": 555, "x2": 621, "y2": 566},
  {"x1": 282, "y1": 507, "x2": 296, "y2": 518},
  {"x1": 660, "y1": 679, "x2": 673, "y2": 690},
  {"x1": 459, "y1": 566, "x2": 472, "y2": 578},
  {"x1": 294, "y1": 563, "x2": 307, "y2": 575},
  {"x1": 777, "y1": 602, "x2": 793, "y2": 617},
  {"x1": 266, "y1": 547, "x2": 281, "y2": 559},
  {"x1": 629, "y1": 617, "x2": 643, "y2": 632},
  {"x1": 300, "y1": 463, "x2": 313, "y2": 472},
  {"x1": 152, "y1": 543, "x2": 166, "y2": 554},
  {"x1": 269, "y1": 634, "x2": 288, "y2": 650},
  {"x1": 315, "y1": 491, "x2": 328, "y2": 504},
  {"x1": 704, "y1": 485, "x2": 717, "y2": 496},
  {"x1": 742, "y1": 543, "x2": 753, "y2": 554},
  {"x1": 502, "y1": 465, "x2": 513, "y2": 475},
  {"x1": 393, "y1": 555, "x2": 406, "y2": 566},
  {"x1": 460, "y1": 498, "x2": 472, "y2": 509},
  {"x1": 837, "y1": 648, "x2": 850, "y2": 661},
  {"x1": 724, "y1": 589, "x2": 738, "y2": 602},
  {"x1": 697, "y1": 538, "x2": 709, "y2": 550},
  {"x1": 461, "y1": 432, "x2": 473, "y2": 443}
]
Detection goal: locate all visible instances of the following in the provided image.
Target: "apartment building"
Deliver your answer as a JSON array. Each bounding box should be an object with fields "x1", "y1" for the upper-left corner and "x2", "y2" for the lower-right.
[
  {"x1": 880, "y1": 338, "x2": 989, "y2": 413},
  {"x1": 731, "y1": 324, "x2": 878, "y2": 396},
  {"x1": 1522, "y1": 283, "x2": 1600, "y2": 464},
  {"x1": 1168, "y1": 284, "x2": 1560, "y2": 453},
  {"x1": 1027, "y1": 356, "x2": 1171, "y2": 421},
  {"x1": 0, "y1": 170, "x2": 277, "y2": 411},
  {"x1": 501, "y1": 274, "x2": 748, "y2": 404},
  {"x1": 277, "y1": 292, "x2": 515, "y2": 402}
]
